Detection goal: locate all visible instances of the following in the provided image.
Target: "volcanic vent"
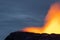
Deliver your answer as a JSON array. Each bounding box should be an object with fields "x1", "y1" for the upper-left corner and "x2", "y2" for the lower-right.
[
  {"x1": 22, "y1": 2, "x2": 60, "y2": 34},
  {"x1": 5, "y1": 2, "x2": 60, "y2": 40}
]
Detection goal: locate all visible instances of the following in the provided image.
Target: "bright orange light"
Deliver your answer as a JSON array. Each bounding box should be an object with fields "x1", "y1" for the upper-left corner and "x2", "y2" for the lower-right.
[
  {"x1": 22, "y1": 2, "x2": 60, "y2": 34},
  {"x1": 44, "y1": 2, "x2": 60, "y2": 34},
  {"x1": 22, "y1": 27, "x2": 44, "y2": 34}
]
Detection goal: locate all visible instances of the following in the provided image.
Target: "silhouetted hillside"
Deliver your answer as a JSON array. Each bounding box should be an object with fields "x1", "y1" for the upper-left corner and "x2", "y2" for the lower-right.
[{"x1": 5, "y1": 31, "x2": 60, "y2": 40}]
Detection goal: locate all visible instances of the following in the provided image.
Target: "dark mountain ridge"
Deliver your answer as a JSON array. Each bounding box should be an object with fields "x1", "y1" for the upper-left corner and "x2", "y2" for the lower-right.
[{"x1": 5, "y1": 31, "x2": 60, "y2": 40}]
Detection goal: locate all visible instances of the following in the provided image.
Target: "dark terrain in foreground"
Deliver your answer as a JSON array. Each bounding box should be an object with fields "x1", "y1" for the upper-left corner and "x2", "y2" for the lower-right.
[{"x1": 5, "y1": 31, "x2": 60, "y2": 40}]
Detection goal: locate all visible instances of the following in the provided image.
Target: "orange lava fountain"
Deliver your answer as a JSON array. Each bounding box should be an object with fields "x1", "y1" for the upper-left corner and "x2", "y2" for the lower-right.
[
  {"x1": 44, "y1": 2, "x2": 60, "y2": 34},
  {"x1": 22, "y1": 2, "x2": 60, "y2": 34}
]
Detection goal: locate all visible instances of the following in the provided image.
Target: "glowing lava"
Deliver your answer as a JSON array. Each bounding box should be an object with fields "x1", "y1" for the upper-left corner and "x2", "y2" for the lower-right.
[
  {"x1": 44, "y1": 2, "x2": 60, "y2": 34},
  {"x1": 22, "y1": 27, "x2": 45, "y2": 34},
  {"x1": 22, "y1": 2, "x2": 60, "y2": 34}
]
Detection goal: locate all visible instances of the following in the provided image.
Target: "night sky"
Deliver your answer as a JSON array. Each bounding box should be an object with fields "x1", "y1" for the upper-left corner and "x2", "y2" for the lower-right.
[{"x1": 0, "y1": 0, "x2": 60, "y2": 40}]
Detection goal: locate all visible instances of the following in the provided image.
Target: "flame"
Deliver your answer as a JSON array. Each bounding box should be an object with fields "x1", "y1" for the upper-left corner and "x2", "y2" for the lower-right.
[
  {"x1": 44, "y1": 2, "x2": 60, "y2": 34},
  {"x1": 22, "y1": 27, "x2": 45, "y2": 34},
  {"x1": 22, "y1": 2, "x2": 60, "y2": 34}
]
